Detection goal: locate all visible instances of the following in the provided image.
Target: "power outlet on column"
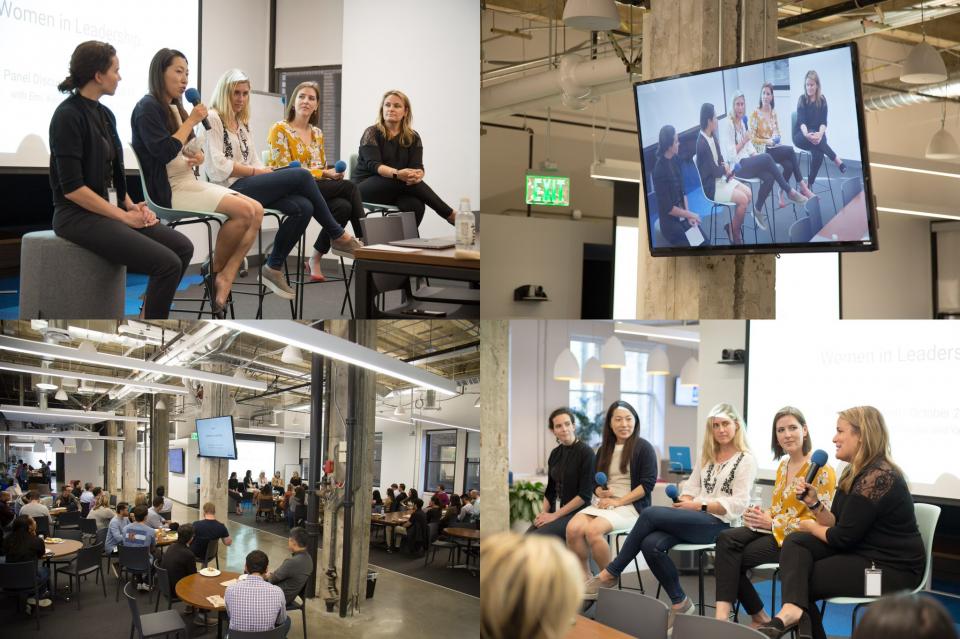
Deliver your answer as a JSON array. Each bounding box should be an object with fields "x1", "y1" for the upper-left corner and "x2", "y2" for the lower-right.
[{"x1": 338, "y1": 442, "x2": 347, "y2": 464}]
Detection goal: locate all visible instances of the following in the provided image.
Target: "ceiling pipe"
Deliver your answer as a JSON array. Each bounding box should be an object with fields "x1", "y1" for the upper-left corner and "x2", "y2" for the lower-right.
[{"x1": 777, "y1": 0, "x2": 886, "y2": 30}]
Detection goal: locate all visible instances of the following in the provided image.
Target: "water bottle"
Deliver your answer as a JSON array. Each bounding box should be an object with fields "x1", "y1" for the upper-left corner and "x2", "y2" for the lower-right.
[{"x1": 455, "y1": 197, "x2": 476, "y2": 250}]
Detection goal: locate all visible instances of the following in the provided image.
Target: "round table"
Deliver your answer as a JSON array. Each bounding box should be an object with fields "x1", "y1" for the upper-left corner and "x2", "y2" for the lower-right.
[
  {"x1": 176, "y1": 570, "x2": 242, "y2": 639},
  {"x1": 43, "y1": 538, "x2": 83, "y2": 559},
  {"x1": 444, "y1": 528, "x2": 481, "y2": 574}
]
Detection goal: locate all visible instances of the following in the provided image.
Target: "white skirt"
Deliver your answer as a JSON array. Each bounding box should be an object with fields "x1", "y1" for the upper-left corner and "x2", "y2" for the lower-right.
[
  {"x1": 713, "y1": 177, "x2": 737, "y2": 203},
  {"x1": 167, "y1": 154, "x2": 236, "y2": 212},
  {"x1": 578, "y1": 504, "x2": 640, "y2": 532}
]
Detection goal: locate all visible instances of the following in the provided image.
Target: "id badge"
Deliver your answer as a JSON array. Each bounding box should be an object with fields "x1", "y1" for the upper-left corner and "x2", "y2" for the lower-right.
[
  {"x1": 107, "y1": 188, "x2": 118, "y2": 207},
  {"x1": 864, "y1": 566, "x2": 882, "y2": 597}
]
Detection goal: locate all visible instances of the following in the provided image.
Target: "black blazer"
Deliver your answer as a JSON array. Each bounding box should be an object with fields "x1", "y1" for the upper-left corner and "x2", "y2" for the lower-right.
[
  {"x1": 594, "y1": 436, "x2": 659, "y2": 515},
  {"x1": 544, "y1": 440, "x2": 596, "y2": 514},
  {"x1": 131, "y1": 94, "x2": 186, "y2": 208},
  {"x1": 695, "y1": 132, "x2": 727, "y2": 200}
]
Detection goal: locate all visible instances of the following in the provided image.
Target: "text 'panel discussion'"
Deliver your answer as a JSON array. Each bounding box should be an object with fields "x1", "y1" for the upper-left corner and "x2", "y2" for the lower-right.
[
  {"x1": 0, "y1": 319, "x2": 481, "y2": 637},
  {"x1": 480, "y1": 320, "x2": 960, "y2": 639},
  {"x1": 0, "y1": 0, "x2": 479, "y2": 320},
  {"x1": 480, "y1": 0, "x2": 960, "y2": 321}
]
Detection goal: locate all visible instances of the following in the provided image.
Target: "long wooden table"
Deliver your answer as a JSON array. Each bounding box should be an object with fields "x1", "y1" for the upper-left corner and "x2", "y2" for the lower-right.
[
  {"x1": 565, "y1": 616, "x2": 635, "y2": 639},
  {"x1": 175, "y1": 570, "x2": 243, "y2": 639},
  {"x1": 445, "y1": 527, "x2": 480, "y2": 575},
  {"x1": 353, "y1": 243, "x2": 480, "y2": 319}
]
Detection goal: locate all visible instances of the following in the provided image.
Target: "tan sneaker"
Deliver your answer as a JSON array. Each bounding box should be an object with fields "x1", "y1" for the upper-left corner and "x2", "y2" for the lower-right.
[
  {"x1": 331, "y1": 235, "x2": 364, "y2": 256},
  {"x1": 667, "y1": 598, "x2": 696, "y2": 634},
  {"x1": 261, "y1": 266, "x2": 295, "y2": 300}
]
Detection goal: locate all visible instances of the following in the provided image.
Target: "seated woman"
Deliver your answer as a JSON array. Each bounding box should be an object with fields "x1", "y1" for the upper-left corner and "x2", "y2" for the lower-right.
[
  {"x1": 714, "y1": 406, "x2": 836, "y2": 627},
  {"x1": 267, "y1": 81, "x2": 366, "y2": 282},
  {"x1": 131, "y1": 49, "x2": 262, "y2": 317},
  {"x1": 586, "y1": 403, "x2": 757, "y2": 634},
  {"x1": 749, "y1": 83, "x2": 814, "y2": 208},
  {"x1": 440, "y1": 494, "x2": 462, "y2": 533},
  {"x1": 352, "y1": 90, "x2": 458, "y2": 227},
  {"x1": 49, "y1": 41, "x2": 193, "y2": 319},
  {"x1": 272, "y1": 471, "x2": 283, "y2": 491},
  {"x1": 792, "y1": 70, "x2": 846, "y2": 189},
  {"x1": 758, "y1": 407, "x2": 924, "y2": 639},
  {"x1": 567, "y1": 400, "x2": 658, "y2": 581},
  {"x1": 695, "y1": 103, "x2": 752, "y2": 245},
  {"x1": 720, "y1": 91, "x2": 808, "y2": 233},
  {"x1": 2, "y1": 515, "x2": 52, "y2": 609},
  {"x1": 528, "y1": 407, "x2": 596, "y2": 539},
  {"x1": 372, "y1": 490, "x2": 384, "y2": 514},
  {"x1": 480, "y1": 532, "x2": 583, "y2": 639},
  {"x1": 651, "y1": 125, "x2": 708, "y2": 247}
]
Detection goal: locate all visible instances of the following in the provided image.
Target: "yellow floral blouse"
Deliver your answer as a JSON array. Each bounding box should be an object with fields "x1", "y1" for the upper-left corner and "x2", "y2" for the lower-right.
[
  {"x1": 266, "y1": 120, "x2": 327, "y2": 179},
  {"x1": 749, "y1": 108, "x2": 782, "y2": 154},
  {"x1": 769, "y1": 456, "x2": 837, "y2": 546}
]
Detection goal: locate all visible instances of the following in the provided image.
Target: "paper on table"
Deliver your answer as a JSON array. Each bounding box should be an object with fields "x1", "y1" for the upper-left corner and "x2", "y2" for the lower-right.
[
  {"x1": 207, "y1": 594, "x2": 226, "y2": 607},
  {"x1": 364, "y1": 243, "x2": 421, "y2": 253},
  {"x1": 220, "y1": 578, "x2": 238, "y2": 587},
  {"x1": 685, "y1": 225, "x2": 705, "y2": 246}
]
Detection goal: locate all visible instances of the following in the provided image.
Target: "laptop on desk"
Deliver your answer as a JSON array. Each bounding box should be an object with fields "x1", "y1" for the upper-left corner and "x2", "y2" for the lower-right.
[{"x1": 388, "y1": 237, "x2": 456, "y2": 249}]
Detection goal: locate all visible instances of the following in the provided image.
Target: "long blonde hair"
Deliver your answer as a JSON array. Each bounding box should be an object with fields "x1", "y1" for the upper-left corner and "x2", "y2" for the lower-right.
[
  {"x1": 836, "y1": 406, "x2": 903, "y2": 493},
  {"x1": 285, "y1": 81, "x2": 320, "y2": 126},
  {"x1": 94, "y1": 492, "x2": 110, "y2": 510},
  {"x1": 700, "y1": 403, "x2": 750, "y2": 466},
  {"x1": 801, "y1": 70, "x2": 824, "y2": 106},
  {"x1": 376, "y1": 89, "x2": 416, "y2": 147},
  {"x1": 209, "y1": 69, "x2": 251, "y2": 131},
  {"x1": 481, "y1": 533, "x2": 582, "y2": 639}
]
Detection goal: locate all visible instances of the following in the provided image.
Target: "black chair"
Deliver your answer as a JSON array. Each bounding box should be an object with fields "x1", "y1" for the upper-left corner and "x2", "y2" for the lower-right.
[
  {"x1": 56, "y1": 528, "x2": 84, "y2": 541},
  {"x1": 285, "y1": 582, "x2": 308, "y2": 639},
  {"x1": 424, "y1": 521, "x2": 458, "y2": 567},
  {"x1": 153, "y1": 561, "x2": 180, "y2": 612},
  {"x1": 116, "y1": 545, "x2": 153, "y2": 602},
  {"x1": 109, "y1": 494, "x2": 118, "y2": 507},
  {"x1": 228, "y1": 626, "x2": 289, "y2": 639},
  {"x1": 32, "y1": 515, "x2": 50, "y2": 537},
  {"x1": 123, "y1": 581, "x2": 187, "y2": 639},
  {"x1": 788, "y1": 216, "x2": 815, "y2": 243},
  {"x1": 256, "y1": 498, "x2": 276, "y2": 523},
  {"x1": 805, "y1": 195, "x2": 824, "y2": 231},
  {"x1": 158, "y1": 511, "x2": 172, "y2": 522},
  {"x1": 201, "y1": 538, "x2": 220, "y2": 569},
  {"x1": 79, "y1": 517, "x2": 98, "y2": 535},
  {"x1": 293, "y1": 504, "x2": 307, "y2": 528},
  {"x1": 0, "y1": 559, "x2": 47, "y2": 629},
  {"x1": 57, "y1": 541, "x2": 106, "y2": 609},
  {"x1": 56, "y1": 510, "x2": 81, "y2": 531}
]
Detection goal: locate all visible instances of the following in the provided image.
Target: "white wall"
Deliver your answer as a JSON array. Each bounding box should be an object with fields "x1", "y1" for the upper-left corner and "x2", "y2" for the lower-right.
[
  {"x1": 200, "y1": 0, "x2": 270, "y2": 97},
  {"x1": 167, "y1": 436, "x2": 201, "y2": 505},
  {"x1": 61, "y1": 440, "x2": 105, "y2": 488},
  {"x1": 274, "y1": 436, "x2": 301, "y2": 479},
  {"x1": 275, "y1": 0, "x2": 343, "y2": 68},
  {"x1": 342, "y1": 1, "x2": 480, "y2": 239},
  {"x1": 695, "y1": 321, "x2": 747, "y2": 456}
]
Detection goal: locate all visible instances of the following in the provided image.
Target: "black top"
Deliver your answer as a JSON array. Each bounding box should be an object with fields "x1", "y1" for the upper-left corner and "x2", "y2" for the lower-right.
[
  {"x1": 595, "y1": 436, "x2": 660, "y2": 514},
  {"x1": 160, "y1": 542, "x2": 197, "y2": 598},
  {"x1": 290, "y1": 476, "x2": 302, "y2": 487},
  {"x1": 2, "y1": 533, "x2": 45, "y2": 563},
  {"x1": 652, "y1": 155, "x2": 688, "y2": 241},
  {"x1": 0, "y1": 500, "x2": 13, "y2": 527},
  {"x1": 695, "y1": 132, "x2": 727, "y2": 201},
  {"x1": 189, "y1": 518, "x2": 230, "y2": 559},
  {"x1": 439, "y1": 506, "x2": 459, "y2": 532},
  {"x1": 426, "y1": 507, "x2": 443, "y2": 525},
  {"x1": 131, "y1": 94, "x2": 184, "y2": 208},
  {"x1": 49, "y1": 93, "x2": 126, "y2": 208},
  {"x1": 406, "y1": 509, "x2": 428, "y2": 550},
  {"x1": 794, "y1": 96, "x2": 828, "y2": 137},
  {"x1": 54, "y1": 494, "x2": 79, "y2": 511},
  {"x1": 826, "y1": 460, "x2": 924, "y2": 575},
  {"x1": 228, "y1": 477, "x2": 239, "y2": 492},
  {"x1": 353, "y1": 125, "x2": 423, "y2": 182},
  {"x1": 544, "y1": 440, "x2": 596, "y2": 514}
]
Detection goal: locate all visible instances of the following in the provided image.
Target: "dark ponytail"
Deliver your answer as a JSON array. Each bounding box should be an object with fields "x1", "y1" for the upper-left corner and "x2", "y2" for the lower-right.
[{"x1": 58, "y1": 41, "x2": 116, "y2": 93}]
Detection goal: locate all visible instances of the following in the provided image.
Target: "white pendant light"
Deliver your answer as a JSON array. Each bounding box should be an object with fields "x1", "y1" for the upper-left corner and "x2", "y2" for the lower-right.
[
  {"x1": 80, "y1": 439, "x2": 93, "y2": 452},
  {"x1": 155, "y1": 396, "x2": 166, "y2": 411},
  {"x1": 54, "y1": 388, "x2": 68, "y2": 401},
  {"x1": 647, "y1": 348, "x2": 670, "y2": 375},
  {"x1": 281, "y1": 344, "x2": 304, "y2": 364},
  {"x1": 51, "y1": 438, "x2": 65, "y2": 453},
  {"x1": 76, "y1": 340, "x2": 98, "y2": 355},
  {"x1": 581, "y1": 356, "x2": 604, "y2": 385},
  {"x1": 600, "y1": 335, "x2": 626, "y2": 369},
  {"x1": 900, "y1": 3, "x2": 947, "y2": 84},
  {"x1": 394, "y1": 404, "x2": 407, "y2": 417},
  {"x1": 679, "y1": 356, "x2": 700, "y2": 387},
  {"x1": 474, "y1": 396, "x2": 480, "y2": 408},
  {"x1": 553, "y1": 347, "x2": 581, "y2": 381},
  {"x1": 562, "y1": 0, "x2": 620, "y2": 31},
  {"x1": 64, "y1": 438, "x2": 77, "y2": 453},
  {"x1": 33, "y1": 441, "x2": 45, "y2": 453},
  {"x1": 926, "y1": 102, "x2": 960, "y2": 160}
]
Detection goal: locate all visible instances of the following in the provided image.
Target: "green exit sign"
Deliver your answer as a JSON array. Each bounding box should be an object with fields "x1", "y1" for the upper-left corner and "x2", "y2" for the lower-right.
[
  {"x1": 525, "y1": 174, "x2": 570, "y2": 207},
  {"x1": 191, "y1": 432, "x2": 199, "y2": 440}
]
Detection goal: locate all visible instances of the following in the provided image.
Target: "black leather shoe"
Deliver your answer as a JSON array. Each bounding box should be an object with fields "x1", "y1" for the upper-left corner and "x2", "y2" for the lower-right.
[{"x1": 757, "y1": 617, "x2": 799, "y2": 638}]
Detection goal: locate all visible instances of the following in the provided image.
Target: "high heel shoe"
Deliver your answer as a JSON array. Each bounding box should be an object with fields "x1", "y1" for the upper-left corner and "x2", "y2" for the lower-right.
[
  {"x1": 203, "y1": 268, "x2": 226, "y2": 319},
  {"x1": 837, "y1": 160, "x2": 847, "y2": 174},
  {"x1": 757, "y1": 617, "x2": 800, "y2": 638},
  {"x1": 304, "y1": 259, "x2": 326, "y2": 283}
]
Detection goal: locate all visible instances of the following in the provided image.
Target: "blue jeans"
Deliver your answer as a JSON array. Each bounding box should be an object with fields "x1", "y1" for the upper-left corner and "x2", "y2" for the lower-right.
[
  {"x1": 230, "y1": 169, "x2": 346, "y2": 270},
  {"x1": 606, "y1": 506, "x2": 729, "y2": 604}
]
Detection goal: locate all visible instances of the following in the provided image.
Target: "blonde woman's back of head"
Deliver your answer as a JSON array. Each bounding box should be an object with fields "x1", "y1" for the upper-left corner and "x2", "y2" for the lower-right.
[{"x1": 481, "y1": 532, "x2": 583, "y2": 639}]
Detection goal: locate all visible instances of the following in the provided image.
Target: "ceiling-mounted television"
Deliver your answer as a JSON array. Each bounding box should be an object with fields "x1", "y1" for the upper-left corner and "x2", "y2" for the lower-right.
[
  {"x1": 195, "y1": 416, "x2": 237, "y2": 460},
  {"x1": 633, "y1": 42, "x2": 877, "y2": 257}
]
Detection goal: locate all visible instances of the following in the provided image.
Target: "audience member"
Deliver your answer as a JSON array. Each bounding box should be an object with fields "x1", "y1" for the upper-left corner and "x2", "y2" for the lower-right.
[
  {"x1": 0, "y1": 491, "x2": 14, "y2": 528},
  {"x1": 190, "y1": 502, "x2": 233, "y2": 560},
  {"x1": 105, "y1": 502, "x2": 129, "y2": 554},
  {"x1": 266, "y1": 526, "x2": 313, "y2": 604},
  {"x1": 54, "y1": 485, "x2": 80, "y2": 511},
  {"x1": 2, "y1": 515, "x2": 52, "y2": 610},
  {"x1": 435, "y1": 484, "x2": 450, "y2": 507},
  {"x1": 160, "y1": 522, "x2": 198, "y2": 613},
  {"x1": 156, "y1": 485, "x2": 173, "y2": 513},
  {"x1": 852, "y1": 593, "x2": 958, "y2": 639},
  {"x1": 225, "y1": 550, "x2": 290, "y2": 635},
  {"x1": 87, "y1": 492, "x2": 116, "y2": 530},
  {"x1": 372, "y1": 490, "x2": 384, "y2": 514},
  {"x1": 146, "y1": 496, "x2": 166, "y2": 529},
  {"x1": 19, "y1": 490, "x2": 52, "y2": 527}
]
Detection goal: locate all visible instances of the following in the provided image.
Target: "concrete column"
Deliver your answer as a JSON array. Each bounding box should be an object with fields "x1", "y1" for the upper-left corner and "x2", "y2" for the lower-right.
[
  {"x1": 198, "y1": 371, "x2": 231, "y2": 518},
  {"x1": 636, "y1": 0, "x2": 777, "y2": 319},
  {"x1": 121, "y1": 402, "x2": 138, "y2": 504},
  {"x1": 105, "y1": 420, "x2": 119, "y2": 495},
  {"x1": 149, "y1": 394, "x2": 170, "y2": 497},
  {"x1": 350, "y1": 320, "x2": 376, "y2": 614},
  {"x1": 480, "y1": 320, "x2": 509, "y2": 535}
]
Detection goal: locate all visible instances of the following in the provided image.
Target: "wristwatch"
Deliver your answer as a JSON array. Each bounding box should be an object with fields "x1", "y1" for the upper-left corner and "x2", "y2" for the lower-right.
[
  {"x1": 700, "y1": 503, "x2": 708, "y2": 512},
  {"x1": 392, "y1": 171, "x2": 399, "y2": 180},
  {"x1": 810, "y1": 500, "x2": 822, "y2": 511}
]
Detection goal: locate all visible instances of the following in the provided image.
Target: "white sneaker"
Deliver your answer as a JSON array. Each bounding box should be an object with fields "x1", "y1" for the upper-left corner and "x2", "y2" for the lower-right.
[
  {"x1": 788, "y1": 190, "x2": 809, "y2": 205},
  {"x1": 752, "y1": 208, "x2": 768, "y2": 231},
  {"x1": 667, "y1": 598, "x2": 696, "y2": 633},
  {"x1": 137, "y1": 582, "x2": 151, "y2": 592},
  {"x1": 261, "y1": 266, "x2": 296, "y2": 300},
  {"x1": 583, "y1": 575, "x2": 607, "y2": 601}
]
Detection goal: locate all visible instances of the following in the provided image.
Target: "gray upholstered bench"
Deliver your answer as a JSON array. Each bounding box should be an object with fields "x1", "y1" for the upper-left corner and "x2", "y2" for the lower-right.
[{"x1": 19, "y1": 230, "x2": 126, "y2": 318}]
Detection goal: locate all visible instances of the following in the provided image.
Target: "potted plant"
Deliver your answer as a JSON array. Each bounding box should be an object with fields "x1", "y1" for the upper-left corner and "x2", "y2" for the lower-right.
[
  {"x1": 509, "y1": 480, "x2": 545, "y2": 533},
  {"x1": 568, "y1": 407, "x2": 604, "y2": 445}
]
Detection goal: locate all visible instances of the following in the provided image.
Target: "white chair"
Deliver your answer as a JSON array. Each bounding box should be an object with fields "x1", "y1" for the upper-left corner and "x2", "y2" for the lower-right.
[
  {"x1": 818, "y1": 502, "x2": 941, "y2": 631},
  {"x1": 656, "y1": 542, "x2": 716, "y2": 615},
  {"x1": 608, "y1": 527, "x2": 645, "y2": 594}
]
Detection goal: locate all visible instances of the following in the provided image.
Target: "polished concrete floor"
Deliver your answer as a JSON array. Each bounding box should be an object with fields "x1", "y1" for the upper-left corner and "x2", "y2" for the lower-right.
[{"x1": 172, "y1": 501, "x2": 480, "y2": 638}]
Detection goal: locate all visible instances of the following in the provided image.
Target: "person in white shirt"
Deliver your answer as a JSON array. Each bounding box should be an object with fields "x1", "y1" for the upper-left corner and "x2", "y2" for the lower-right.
[
  {"x1": 585, "y1": 403, "x2": 757, "y2": 633},
  {"x1": 79, "y1": 482, "x2": 96, "y2": 509},
  {"x1": 18, "y1": 491, "x2": 52, "y2": 527},
  {"x1": 156, "y1": 485, "x2": 173, "y2": 514},
  {"x1": 145, "y1": 496, "x2": 167, "y2": 529}
]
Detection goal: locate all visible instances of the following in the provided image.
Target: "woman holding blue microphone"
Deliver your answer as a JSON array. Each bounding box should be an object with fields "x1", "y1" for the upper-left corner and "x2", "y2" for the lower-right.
[
  {"x1": 565, "y1": 401, "x2": 658, "y2": 582},
  {"x1": 749, "y1": 82, "x2": 813, "y2": 209}
]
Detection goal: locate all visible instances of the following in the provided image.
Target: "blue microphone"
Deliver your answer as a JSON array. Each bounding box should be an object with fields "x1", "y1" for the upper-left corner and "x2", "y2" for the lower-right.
[
  {"x1": 183, "y1": 88, "x2": 210, "y2": 131},
  {"x1": 289, "y1": 160, "x2": 301, "y2": 168},
  {"x1": 665, "y1": 484, "x2": 680, "y2": 504},
  {"x1": 742, "y1": 115, "x2": 748, "y2": 128},
  {"x1": 595, "y1": 471, "x2": 608, "y2": 491},
  {"x1": 334, "y1": 160, "x2": 347, "y2": 174},
  {"x1": 802, "y1": 450, "x2": 829, "y2": 497}
]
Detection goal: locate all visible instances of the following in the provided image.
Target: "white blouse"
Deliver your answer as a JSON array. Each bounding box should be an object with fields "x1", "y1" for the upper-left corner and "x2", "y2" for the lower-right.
[
  {"x1": 203, "y1": 109, "x2": 264, "y2": 187},
  {"x1": 720, "y1": 116, "x2": 757, "y2": 165},
  {"x1": 681, "y1": 449, "x2": 757, "y2": 525}
]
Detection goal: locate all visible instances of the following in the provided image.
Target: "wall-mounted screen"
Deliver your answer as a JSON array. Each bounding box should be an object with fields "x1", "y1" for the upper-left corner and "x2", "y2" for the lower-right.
[
  {"x1": 196, "y1": 416, "x2": 237, "y2": 460},
  {"x1": 168, "y1": 448, "x2": 184, "y2": 474}
]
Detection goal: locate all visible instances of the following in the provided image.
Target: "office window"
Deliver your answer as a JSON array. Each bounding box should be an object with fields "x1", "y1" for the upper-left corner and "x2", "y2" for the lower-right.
[
  {"x1": 569, "y1": 339, "x2": 604, "y2": 446},
  {"x1": 423, "y1": 430, "x2": 457, "y2": 493},
  {"x1": 620, "y1": 347, "x2": 666, "y2": 455},
  {"x1": 463, "y1": 431, "x2": 479, "y2": 493},
  {"x1": 373, "y1": 432, "x2": 383, "y2": 488}
]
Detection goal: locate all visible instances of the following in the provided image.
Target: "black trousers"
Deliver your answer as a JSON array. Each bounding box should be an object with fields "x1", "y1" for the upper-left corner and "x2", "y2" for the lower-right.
[
  {"x1": 714, "y1": 526, "x2": 782, "y2": 615},
  {"x1": 735, "y1": 153, "x2": 793, "y2": 212},
  {"x1": 52, "y1": 205, "x2": 194, "y2": 319},
  {"x1": 315, "y1": 178, "x2": 366, "y2": 254},
  {"x1": 778, "y1": 532, "x2": 922, "y2": 639},
  {"x1": 765, "y1": 145, "x2": 802, "y2": 185},
  {"x1": 792, "y1": 133, "x2": 838, "y2": 186},
  {"x1": 357, "y1": 175, "x2": 455, "y2": 227}
]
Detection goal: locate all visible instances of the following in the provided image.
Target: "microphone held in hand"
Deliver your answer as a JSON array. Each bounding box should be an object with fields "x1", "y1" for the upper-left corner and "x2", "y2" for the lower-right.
[
  {"x1": 801, "y1": 449, "x2": 829, "y2": 499},
  {"x1": 665, "y1": 484, "x2": 680, "y2": 504},
  {"x1": 184, "y1": 88, "x2": 211, "y2": 130},
  {"x1": 595, "y1": 472, "x2": 608, "y2": 491},
  {"x1": 334, "y1": 160, "x2": 347, "y2": 173}
]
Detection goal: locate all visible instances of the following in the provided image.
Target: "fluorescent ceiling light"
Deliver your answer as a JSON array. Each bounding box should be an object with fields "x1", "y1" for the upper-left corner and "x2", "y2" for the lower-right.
[
  {"x1": 375, "y1": 416, "x2": 414, "y2": 426},
  {"x1": 0, "y1": 405, "x2": 148, "y2": 425},
  {"x1": 0, "y1": 335, "x2": 266, "y2": 391},
  {"x1": 590, "y1": 159, "x2": 642, "y2": 183},
  {"x1": 219, "y1": 321, "x2": 458, "y2": 396},
  {"x1": 10, "y1": 443, "x2": 34, "y2": 448},
  {"x1": 876, "y1": 206, "x2": 960, "y2": 221},
  {"x1": 235, "y1": 426, "x2": 308, "y2": 439},
  {"x1": 614, "y1": 323, "x2": 701, "y2": 343},
  {"x1": 410, "y1": 416, "x2": 480, "y2": 433},
  {"x1": 870, "y1": 161, "x2": 960, "y2": 179}
]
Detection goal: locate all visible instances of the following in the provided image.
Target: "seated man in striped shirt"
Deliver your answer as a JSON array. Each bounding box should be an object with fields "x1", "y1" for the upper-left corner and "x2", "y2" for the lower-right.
[{"x1": 225, "y1": 550, "x2": 290, "y2": 636}]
